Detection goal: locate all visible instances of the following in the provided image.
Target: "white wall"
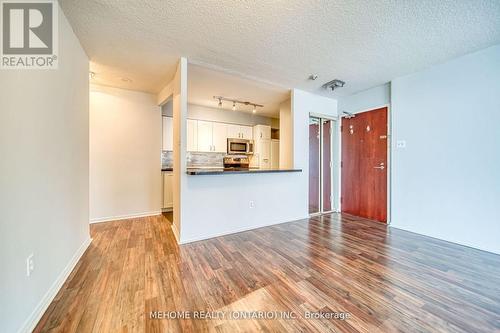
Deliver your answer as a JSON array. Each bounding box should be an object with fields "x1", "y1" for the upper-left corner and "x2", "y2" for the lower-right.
[
  {"x1": 338, "y1": 83, "x2": 390, "y2": 114},
  {"x1": 89, "y1": 85, "x2": 162, "y2": 222},
  {"x1": 178, "y1": 86, "x2": 337, "y2": 243},
  {"x1": 0, "y1": 6, "x2": 90, "y2": 333},
  {"x1": 172, "y1": 58, "x2": 188, "y2": 241},
  {"x1": 391, "y1": 44, "x2": 500, "y2": 254}
]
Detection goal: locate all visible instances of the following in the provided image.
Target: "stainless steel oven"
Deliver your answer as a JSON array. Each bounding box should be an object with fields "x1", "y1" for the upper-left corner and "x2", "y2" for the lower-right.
[{"x1": 227, "y1": 138, "x2": 254, "y2": 155}]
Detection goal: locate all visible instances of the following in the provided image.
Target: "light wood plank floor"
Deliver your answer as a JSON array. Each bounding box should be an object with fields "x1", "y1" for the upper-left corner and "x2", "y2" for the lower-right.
[{"x1": 34, "y1": 213, "x2": 500, "y2": 332}]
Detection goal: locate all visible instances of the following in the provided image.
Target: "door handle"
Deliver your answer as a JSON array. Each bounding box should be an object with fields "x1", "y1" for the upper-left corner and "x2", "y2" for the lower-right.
[{"x1": 373, "y1": 162, "x2": 385, "y2": 170}]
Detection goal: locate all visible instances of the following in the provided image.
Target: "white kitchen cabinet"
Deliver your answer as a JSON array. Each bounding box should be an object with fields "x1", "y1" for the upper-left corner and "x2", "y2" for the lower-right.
[
  {"x1": 227, "y1": 124, "x2": 253, "y2": 140},
  {"x1": 162, "y1": 116, "x2": 173, "y2": 151},
  {"x1": 227, "y1": 124, "x2": 241, "y2": 139},
  {"x1": 212, "y1": 122, "x2": 228, "y2": 152},
  {"x1": 187, "y1": 119, "x2": 198, "y2": 151},
  {"x1": 253, "y1": 124, "x2": 271, "y2": 140},
  {"x1": 196, "y1": 120, "x2": 227, "y2": 152},
  {"x1": 259, "y1": 139, "x2": 271, "y2": 169},
  {"x1": 197, "y1": 120, "x2": 213, "y2": 152},
  {"x1": 271, "y1": 139, "x2": 280, "y2": 169},
  {"x1": 163, "y1": 172, "x2": 173, "y2": 209},
  {"x1": 240, "y1": 126, "x2": 253, "y2": 140}
]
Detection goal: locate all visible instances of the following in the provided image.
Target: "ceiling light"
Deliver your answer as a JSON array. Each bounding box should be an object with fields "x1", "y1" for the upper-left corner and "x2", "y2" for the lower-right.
[
  {"x1": 232, "y1": 101, "x2": 236, "y2": 111},
  {"x1": 322, "y1": 79, "x2": 345, "y2": 91},
  {"x1": 218, "y1": 98, "x2": 222, "y2": 108},
  {"x1": 89, "y1": 72, "x2": 95, "y2": 80}
]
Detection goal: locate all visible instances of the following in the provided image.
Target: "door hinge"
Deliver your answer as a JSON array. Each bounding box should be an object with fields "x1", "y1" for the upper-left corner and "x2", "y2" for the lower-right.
[{"x1": 340, "y1": 161, "x2": 343, "y2": 168}]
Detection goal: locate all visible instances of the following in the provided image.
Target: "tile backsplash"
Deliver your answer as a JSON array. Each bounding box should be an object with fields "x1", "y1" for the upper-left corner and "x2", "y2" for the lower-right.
[
  {"x1": 161, "y1": 151, "x2": 173, "y2": 168},
  {"x1": 187, "y1": 152, "x2": 224, "y2": 167},
  {"x1": 161, "y1": 151, "x2": 224, "y2": 168}
]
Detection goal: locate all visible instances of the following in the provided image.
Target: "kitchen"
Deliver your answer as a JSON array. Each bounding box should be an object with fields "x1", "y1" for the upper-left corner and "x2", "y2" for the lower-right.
[{"x1": 160, "y1": 64, "x2": 297, "y2": 213}]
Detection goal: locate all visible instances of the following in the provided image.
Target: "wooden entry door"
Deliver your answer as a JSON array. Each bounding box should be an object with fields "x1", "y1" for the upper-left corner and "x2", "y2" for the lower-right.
[{"x1": 341, "y1": 107, "x2": 388, "y2": 222}]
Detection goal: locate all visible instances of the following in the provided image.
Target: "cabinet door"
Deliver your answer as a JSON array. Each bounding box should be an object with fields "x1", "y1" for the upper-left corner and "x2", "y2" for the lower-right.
[
  {"x1": 271, "y1": 140, "x2": 280, "y2": 169},
  {"x1": 260, "y1": 139, "x2": 271, "y2": 169},
  {"x1": 187, "y1": 119, "x2": 198, "y2": 151},
  {"x1": 262, "y1": 125, "x2": 271, "y2": 140},
  {"x1": 197, "y1": 120, "x2": 213, "y2": 152},
  {"x1": 212, "y1": 122, "x2": 228, "y2": 152},
  {"x1": 227, "y1": 124, "x2": 241, "y2": 139},
  {"x1": 163, "y1": 172, "x2": 173, "y2": 209},
  {"x1": 240, "y1": 126, "x2": 253, "y2": 140},
  {"x1": 254, "y1": 125, "x2": 271, "y2": 140},
  {"x1": 162, "y1": 117, "x2": 173, "y2": 151}
]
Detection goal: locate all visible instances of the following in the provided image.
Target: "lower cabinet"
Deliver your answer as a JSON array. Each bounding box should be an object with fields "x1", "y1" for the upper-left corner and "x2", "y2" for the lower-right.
[{"x1": 163, "y1": 172, "x2": 173, "y2": 210}]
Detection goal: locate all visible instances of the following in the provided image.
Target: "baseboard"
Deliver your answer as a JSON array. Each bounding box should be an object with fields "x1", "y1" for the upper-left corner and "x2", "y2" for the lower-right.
[
  {"x1": 89, "y1": 211, "x2": 162, "y2": 224},
  {"x1": 18, "y1": 237, "x2": 92, "y2": 333},
  {"x1": 179, "y1": 215, "x2": 308, "y2": 244},
  {"x1": 171, "y1": 222, "x2": 180, "y2": 244},
  {"x1": 390, "y1": 225, "x2": 500, "y2": 256}
]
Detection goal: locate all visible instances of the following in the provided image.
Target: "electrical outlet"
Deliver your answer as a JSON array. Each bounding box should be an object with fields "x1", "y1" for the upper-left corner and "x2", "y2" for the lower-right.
[
  {"x1": 249, "y1": 200, "x2": 255, "y2": 209},
  {"x1": 26, "y1": 254, "x2": 34, "y2": 277},
  {"x1": 396, "y1": 140, "x2": 406, "y2": 148}
]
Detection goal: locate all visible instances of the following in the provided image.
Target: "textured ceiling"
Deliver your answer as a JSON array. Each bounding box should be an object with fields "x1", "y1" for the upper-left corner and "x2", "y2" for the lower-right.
[
  {"x1": 60, "y1": 0, "x2": 500, "y2": 97},
  {"x1": 188, "y1": 64, "x2": 289, "y2": 117}
]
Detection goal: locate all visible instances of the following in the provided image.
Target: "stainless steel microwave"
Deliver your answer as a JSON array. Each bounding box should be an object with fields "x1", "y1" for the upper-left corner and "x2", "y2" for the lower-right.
[{"x1": 227, "y1": 138, "x2": 254, "y2": 155}]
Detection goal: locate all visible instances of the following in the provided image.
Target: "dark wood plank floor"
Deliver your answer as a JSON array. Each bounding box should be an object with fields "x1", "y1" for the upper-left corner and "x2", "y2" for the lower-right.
[{"x1": 34, "y1": 213, "x2": 500, "y2": 332}]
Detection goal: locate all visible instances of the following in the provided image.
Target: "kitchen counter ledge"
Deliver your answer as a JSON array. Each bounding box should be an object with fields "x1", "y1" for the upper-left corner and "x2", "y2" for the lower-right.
[{"x1": 186, "y1": 168, "x2": 302, "y2": 175}]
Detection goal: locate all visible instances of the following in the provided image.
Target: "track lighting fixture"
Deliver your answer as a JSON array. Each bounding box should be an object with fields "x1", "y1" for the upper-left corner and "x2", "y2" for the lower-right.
[{"x1": 213, "y1": 96, "x2": 263, "y2": 114}]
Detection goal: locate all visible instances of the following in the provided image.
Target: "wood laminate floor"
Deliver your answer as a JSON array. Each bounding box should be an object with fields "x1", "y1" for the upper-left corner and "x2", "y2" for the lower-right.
[{"x1": 34, "y1": 213, "x2": 500, "y2": 333}]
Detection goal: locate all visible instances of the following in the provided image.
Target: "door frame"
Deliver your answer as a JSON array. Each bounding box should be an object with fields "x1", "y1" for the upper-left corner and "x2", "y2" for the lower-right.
[
  {"x1": 309, "y1": 113, "x2": 340, "y2": 216},
  {"x1": 339, "y1": 104, "x2": 392, "y2": 224}
]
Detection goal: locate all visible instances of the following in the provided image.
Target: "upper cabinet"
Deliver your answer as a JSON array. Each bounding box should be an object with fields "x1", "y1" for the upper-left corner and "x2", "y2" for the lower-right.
[
  {"x1": 227, "y1": 124, "x2": 240, "y2": 139},
  {"x1": 212, "y1": 122, "x2": 228, "y2": 152},
  {"x1": 254, "y1": 125, "x2": 271, "y2": 140},
  {"x1": 185, "y1": 119, "x2": 268, "y2": 153},
  {"x1": 187, "y1": 119, "x2": 198, "y2": 152},
  {"x1": 196, "y1": 120, "x2": 228, "y2": 152},
  {"x1": 197, "y1": 120, "x2": 213, "y2": 152},
  {"x1": 227, "y1": 124, "x2": 253, "y2": 140},
  {"x1": 162, "y1": 116, "x2": 173, "y2": 151},
  {"x1": 240, "y1": 126, "x2": 253, "y2": 140}
]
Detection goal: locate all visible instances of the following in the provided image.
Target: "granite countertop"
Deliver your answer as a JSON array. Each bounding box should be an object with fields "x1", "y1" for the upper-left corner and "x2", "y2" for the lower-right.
[{"x1": 186, "y1": 168, "x2": 302, "y2": 175}]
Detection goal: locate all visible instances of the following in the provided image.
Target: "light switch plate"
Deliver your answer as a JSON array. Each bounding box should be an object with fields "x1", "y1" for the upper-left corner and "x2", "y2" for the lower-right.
[{"x1": 26, "y1": 254, "x2": 34, "y2": 277}]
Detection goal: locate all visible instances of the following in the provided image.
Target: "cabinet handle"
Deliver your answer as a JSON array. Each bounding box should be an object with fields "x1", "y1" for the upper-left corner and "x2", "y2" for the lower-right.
[{"x1": 260, "y1": 133, "x2": 262, "y2": 138}]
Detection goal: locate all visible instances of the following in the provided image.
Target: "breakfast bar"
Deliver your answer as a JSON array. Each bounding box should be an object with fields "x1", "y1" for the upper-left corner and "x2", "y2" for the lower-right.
[{"x1": 186, "y1": 168, "x2": 302, "y2": 175}]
